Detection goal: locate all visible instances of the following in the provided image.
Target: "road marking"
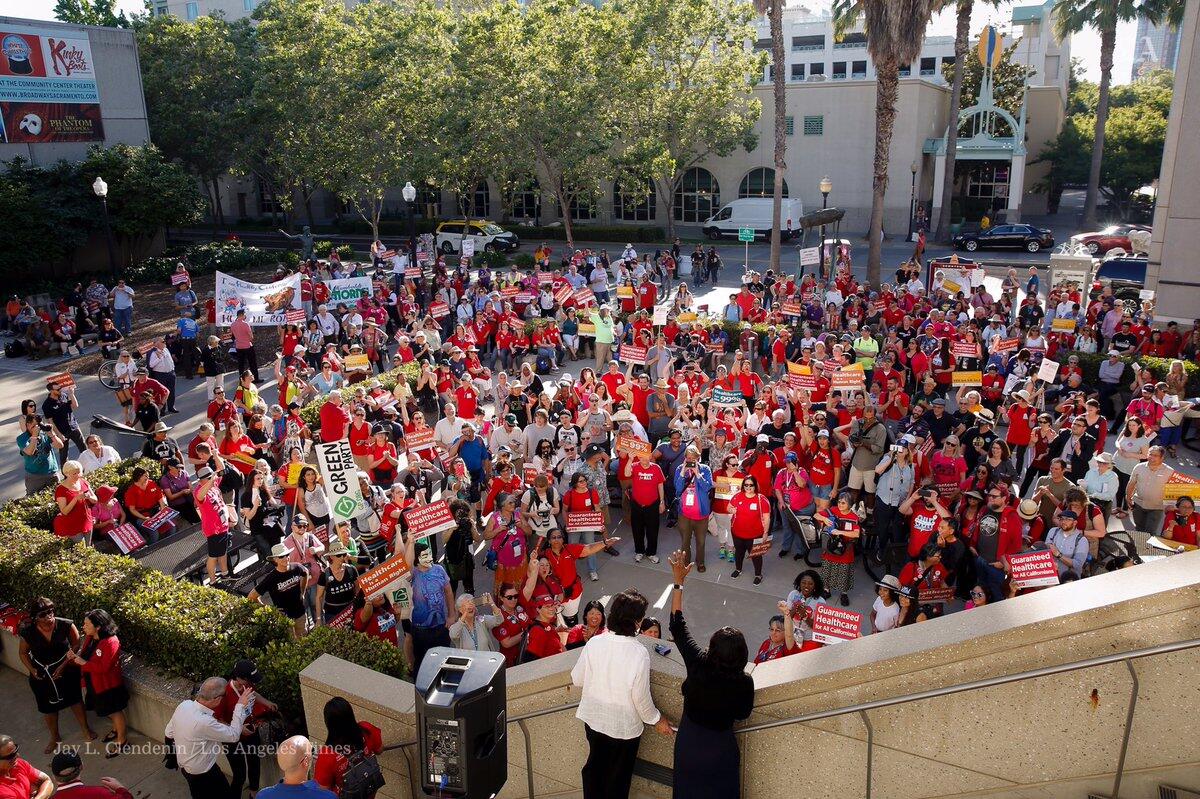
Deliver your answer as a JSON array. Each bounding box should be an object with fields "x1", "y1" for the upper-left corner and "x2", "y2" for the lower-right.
[{"x1": 651, "y1": 583, "x2": 673, "y2": 610}]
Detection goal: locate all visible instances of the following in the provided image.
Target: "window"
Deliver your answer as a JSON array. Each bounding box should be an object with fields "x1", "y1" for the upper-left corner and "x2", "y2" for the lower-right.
[
  {"x1": 738, "y1": 168, "x2": 789, "y2": 199},
  {"x1": 258, "y1": 179, "x2": 280, "y2": 215},
  {"x1": 803, "y1": 115, "x2": 824, "y2": 136},
  {"x1": 966, "y1": 163, "x2": 1010, "y2": 199},
  {"x1": 415, "y1": 185, "x2": 440, "y2": 218},
  {"x1": 941, "y1": 56, "x2": 956, "y2": 69},
  {"x1": 459, "y1": 181, "x2": 489, "y2": 219},
  {"x1": 569, "y1": 195, "x2": 596, "y2": 222},
  {"x1": 835, "y1": 32, "x2": 867, "y2": 48},
  {"x1": 764, "y1": 65, "x2": 774, "y2": 83},
  {"x1": 810, "y1": 62, "x2": 824, "y2": 76},
  {"x1": 674, "y1": 167, "x2": 720, "y2": 223},
  {"x1": 899, "y1": 63, "x2": 912, "y2": 76},
  {"x1": 510, "y1": 180, "x2": 540, "y2": 221},
  {"x1": 790, "y1": 63, "x2": 805, "y2": 81},
  {"x1": 832, "y1": 61, "x2": 847, "y2": 79},
  {"x1": 791, "y1": 34, "x2": 824, "y2": 51},
  {"x1": 612, "y1": 179, "x2": 656, "y2": 222},
  {"x1": 785, "y1": 116, "x2": 794, "y2": 135},
  {"x1": 185, "y1": 2, "x2": 198, "y2": 19},
  {"x1": 920, "y1": 57, "x2": 936, "y2": 75},
  {"x1": 754, "y1": 38, "x2": 772, "y2": 51},
  {"x1": 852, "y1": 60, "x2": 867, "y2": 78}
]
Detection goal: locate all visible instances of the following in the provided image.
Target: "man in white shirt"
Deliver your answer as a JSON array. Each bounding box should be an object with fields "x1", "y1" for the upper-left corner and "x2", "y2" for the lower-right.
[
  {"x1": 571, "y1": 589, "x2": 671, "y2": 799},
  {"x1": 147, "y1": 339, "x2": 179, "y2": 414},
  {"x1": 489, "y1": 414, "x2": 527, "y2": 468},
  {"x1": 165, "y1": 677, "x2": 254, "y2": 799},
  {"x1": 314, "y1": 305, "x2": 340, "y2": 341},
  {"x1": 433, "y1": 403, "x2": 462, "y2": 451}
]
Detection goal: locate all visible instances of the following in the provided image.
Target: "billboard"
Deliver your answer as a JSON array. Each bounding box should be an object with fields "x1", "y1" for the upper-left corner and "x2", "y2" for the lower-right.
[{"x1": 0, "y1": 24, "x2": 103, "y2": 144}]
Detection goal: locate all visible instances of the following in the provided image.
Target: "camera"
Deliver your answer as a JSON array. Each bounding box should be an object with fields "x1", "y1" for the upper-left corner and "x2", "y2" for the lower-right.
[{"x1": 38, "y1": 422, "x2": 52, "y2": 432}]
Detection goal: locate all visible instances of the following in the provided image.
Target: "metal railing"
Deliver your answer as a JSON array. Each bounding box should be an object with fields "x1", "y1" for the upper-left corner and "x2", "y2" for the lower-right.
[{"x1": 385, "y1": 637, "x2": 1199, "y2": 798}]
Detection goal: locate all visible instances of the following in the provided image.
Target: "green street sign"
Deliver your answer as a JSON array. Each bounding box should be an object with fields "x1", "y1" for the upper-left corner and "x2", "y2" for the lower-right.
[{"x1": 738, "y1": 227, "x2": 755, "y2": 242}]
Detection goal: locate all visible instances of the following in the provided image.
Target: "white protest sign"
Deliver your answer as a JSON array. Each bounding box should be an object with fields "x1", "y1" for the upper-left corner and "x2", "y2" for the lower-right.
[
  {"x1": 215, "y1": 271, "x2": 302, "y2": 327},
  {"x1": 324, "y1": 277, "x2": 373, "y2": 305},
  {"x1": 1036, "y1": 359, "x2": 1060, "y2": 384},
  {"x1": 462, "y1": 238, "x2": 476, "y2": 257},
  {"x1": 800, "y1": 247, "x2": 820, "y2": 267},
  {"x1": 315, "y1": 440, "x2": 366, "y2": 524}
]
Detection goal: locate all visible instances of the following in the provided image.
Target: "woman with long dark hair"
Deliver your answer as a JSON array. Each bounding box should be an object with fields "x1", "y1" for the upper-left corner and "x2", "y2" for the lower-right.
[
  {"x1": 667, "y1": 551, "x2": 754, "y2": 799},
  {"x1": 314, "y1": 696, "x2": 383, "y2": 798},
  {"x1": 70, "y1": 609, "x2": 129, "y2": 757}
]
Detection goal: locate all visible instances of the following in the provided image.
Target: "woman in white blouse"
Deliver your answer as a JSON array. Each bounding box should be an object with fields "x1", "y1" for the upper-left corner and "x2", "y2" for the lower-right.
[{"x1": 78, "y1": 434, "x2": 121, "y2": 474}]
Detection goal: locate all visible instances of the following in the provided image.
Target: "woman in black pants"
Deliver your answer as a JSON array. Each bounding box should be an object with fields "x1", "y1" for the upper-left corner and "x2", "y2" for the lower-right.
[{"x1": 666, "y1": 551, "x2": 754, "y2": 799}]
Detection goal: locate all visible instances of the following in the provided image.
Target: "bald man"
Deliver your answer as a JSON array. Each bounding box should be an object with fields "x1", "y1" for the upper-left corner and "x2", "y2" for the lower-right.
[{"x1": 256, "y1": 735, "x2": 336, "y2": 799}]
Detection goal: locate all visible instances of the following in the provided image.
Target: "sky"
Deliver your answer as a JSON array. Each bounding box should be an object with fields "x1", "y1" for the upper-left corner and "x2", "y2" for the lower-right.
[{"x1": 6, "y1": 0, "x2": 1137, "y2": 85}]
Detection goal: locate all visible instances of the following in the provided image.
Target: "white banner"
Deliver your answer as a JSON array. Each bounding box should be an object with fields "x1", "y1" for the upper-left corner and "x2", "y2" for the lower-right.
[
  {"x1": 800, "y1": 247, "x2": 820, "y2": 266},
  {"x1": 324, "y1": 277, "x2": 372, "y2": 305},
  {"x1": 315, "y1": 440, "x2": 366, "y2": 524},
  {"x1": 462, "y1": 238, "x2": 476, "y2": 257},
  {"x1": 938, "y1": 267, "x2": 984, "y2": 293},
  {"x1": 215, "y1": 271, "x2": 302, "y2": 327}
]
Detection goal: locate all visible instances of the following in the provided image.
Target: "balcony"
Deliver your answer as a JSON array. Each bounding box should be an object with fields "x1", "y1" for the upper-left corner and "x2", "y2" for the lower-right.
[{"x1": 791, "y1": 44, "x2": 824, "y2": 52}]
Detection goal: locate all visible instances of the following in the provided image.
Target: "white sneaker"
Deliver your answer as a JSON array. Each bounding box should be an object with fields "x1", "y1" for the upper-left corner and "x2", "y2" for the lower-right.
[
  {"x1": 589, "y1": 570, "x2": 599, "y2": 581},
  {"x1": 648, "y1": 555, "x2": 660, "y2": 564},
  {"x1": 634, "y1": 553, "x2": 644, "y2": 563}
]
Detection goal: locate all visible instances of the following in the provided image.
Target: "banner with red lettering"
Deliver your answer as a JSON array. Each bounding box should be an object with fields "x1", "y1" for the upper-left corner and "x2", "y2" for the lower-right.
[
  {"x1": 566, "y1": 511, "x2": 604, "y2": 532},
  {"x1": 404, "y1": 499, "x2": 456, "y2": 541},
  {"x1": 811, "y1": 604, "x2": 863, "y2": 644},
  {"x1": 1007, "y1": 550, "x2": 1060, "y2": 589},
  {"x1": 357, "y1": 554, "x2": 410, "y2": 600},
  {"x1": 106, "y1": 523, "x2": 146, "y2": 555},
  {"x1": 429, "y1": 301, "x2": 450, "y2": 319},
  {"x1": 619, "y1": 344, "x2": 647, "y2": 366}
]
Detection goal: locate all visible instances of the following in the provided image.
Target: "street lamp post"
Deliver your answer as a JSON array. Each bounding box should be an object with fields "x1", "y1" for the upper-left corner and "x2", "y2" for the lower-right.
[
  {"x1": 93, "y1": 176, "x2": 118, "y2": 285},
  {"x1": 907, "y1": 161, "x2": 918, "y2": 242},
  {"x1": 396, "y1": 181, "x2": 418, "y2": 295},
  {"x1": 819, "y1": 175, "x2": 832, "y2": 279}
]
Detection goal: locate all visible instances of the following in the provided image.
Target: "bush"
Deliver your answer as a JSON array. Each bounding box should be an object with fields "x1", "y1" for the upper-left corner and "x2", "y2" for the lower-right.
[
  {"x1": 472, "y1": 250, "x2": 507, "y2": 272},
  {"x1": 298, "y1": 362, "x2": 422, "y2": 430},
  {"x1": 313, "y1": 240, "x2": 335, "y2": 258},
  {"x1": 125, "y1": 256, "x2": 181, "y2": 283},
  {"x1": 1069, "y1": 352, "x2": 1200, "y2": 395},
  {"x1": 130, "y1": 242, "x2": 282, "y2": 284},
  {"x1": 512, "y1": 253, "x2": 535, "y2": 270},
  {"x1": 0, "y1": 456, "x2": 407, "y2": 729},
  {"x1": 280, "y1": 250, "x2": 302, "y2": 269}
]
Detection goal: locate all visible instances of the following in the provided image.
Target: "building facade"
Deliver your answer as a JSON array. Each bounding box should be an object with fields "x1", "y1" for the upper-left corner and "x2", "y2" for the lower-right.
[
  {"x1": 0, "y1": 16, "x2": 151, "y2": 164},
  {"x1": 1131, "y1": 16, "x2": 1181, "y2": 80}
]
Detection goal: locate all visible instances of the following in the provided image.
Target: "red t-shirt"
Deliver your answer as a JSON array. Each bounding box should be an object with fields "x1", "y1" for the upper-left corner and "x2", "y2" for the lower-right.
[
  {"x1": 754, "y1": 639, "x2": 800, "y2": 664},
  {"x1": 1162, "y1": 512, "x2": 1200, "y2": 546},
  {"x1": 525, "y1": 621, "x2": 565, "y2": 659},
  {"x1": 54, "y1": 480, "x2": 94, "y2": 536},
  {"x1": 348, "y1": 422, "x2": 373, "y2": 456},
  {"x1": 729, "y1": 492, "x2": 768, "y2": 539},
  {"x1": 1005, "y1": 404, "x2": 1037, "y2": 446},
  {"x1": 455, "y1": 385, "x2": 479, "y2": 419},
  {"x1": 907, "y1": 501, "x2": 941, "y2": 558},
  {"x1": 369, "y1": 442, "x2": 397, "y2": 482},
  {"x1": 123, "y1": 481, "x2": 163, "y2": 515},
  {"x1": 600, "y1": 371, "x2": 627, "y2": 399},
  {"x1": 629, "y1": 462, "x2": 665, "y2": 507},
  {"x1": 629, "y1": 385, "x2": 653, "y2": 427},
  {"x1": 219, "y1": 435, "x2": 257, "y2": 475},
  {"x1": 319, "y1": 401, "x2": 351, "y2": 443},
  {"x1": 0, "y1": 759, "x2": 40, "y2": 799},
  {"x1": 543, "y1": 543, "x2": 586, "y2": 600},
  {"x1": 492, "y1": 599, "x2": 534, "y2": 666},
  {"x1": 313, "y1": 722, "x2": 383, "y2": 794},
  {"x1": 806, "y1": 445, "x2": 840, "y2": 486}
]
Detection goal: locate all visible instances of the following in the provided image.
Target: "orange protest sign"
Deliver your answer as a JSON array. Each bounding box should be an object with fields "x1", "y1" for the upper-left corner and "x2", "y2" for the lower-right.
[
  {"x1": 615, "y1": 434, "x2": 652, "y2": 458},
  {"x1": 357, "y1": 555, "x2": 410, "y2": 600}
]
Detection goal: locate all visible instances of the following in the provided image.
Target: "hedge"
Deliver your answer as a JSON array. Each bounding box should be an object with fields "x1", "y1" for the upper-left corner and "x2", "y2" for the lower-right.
[
  {"x1": 298, "y1": 362, "x2": 422, "y2": 430},
  {"x1": 128, "y1": 241, "x2": 286, "y2": 283},
  {"x1": 0, "y1": 457, "x2": 406, "y2": 729},
  {"x1": 509, "y1": 223, "x2": 666, "y2": 244}
]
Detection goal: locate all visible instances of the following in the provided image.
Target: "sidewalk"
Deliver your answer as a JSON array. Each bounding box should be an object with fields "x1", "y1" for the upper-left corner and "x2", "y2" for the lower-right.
[{"x1": 0, "y1": 666, "x2": 181, "y2": 798}]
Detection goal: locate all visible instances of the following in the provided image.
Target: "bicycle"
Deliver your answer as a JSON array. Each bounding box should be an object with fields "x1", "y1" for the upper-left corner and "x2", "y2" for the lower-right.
[{"x1": 98, "y1": 350, "x2": 140, "y2": 390}]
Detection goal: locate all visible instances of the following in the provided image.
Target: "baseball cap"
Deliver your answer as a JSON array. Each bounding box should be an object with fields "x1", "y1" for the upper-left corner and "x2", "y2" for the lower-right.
[
  {"x1": 784, "y1": 452, "x2": 799, "y2": 463},
  {"x1": 1058, "y1": 509, "x2": 1078, "y2": 520},
  {"x1": 231, "y1": 659, "x2": 263, "y2": 685},
  {"x1": 756, "y1": 434, "x2": 770, "y2": 443}
]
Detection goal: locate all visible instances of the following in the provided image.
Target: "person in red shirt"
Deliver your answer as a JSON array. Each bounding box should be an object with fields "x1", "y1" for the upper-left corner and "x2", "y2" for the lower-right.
[
  {"x1": 1162, "y1": 496, "x2": 1200, "y2": 546},
  {"x1": 898, "y1": 542, "x2": 949, "y2": 596},
  {"x1": 805, "y1": 430, "x2": 841, "y2": 508},
  {"x1": 600, "y1": 360, "x2": 627, "y2": 399},
  {"x1": 523, "y1": 597, "x2": 566, "y2": 661},
  {"x1": 1004, "y1": 390, "x2": 1038, "y2": 465},
  {"x1": 206, "y1": 387, "x2": 238, "y2": 432},
  {"x1": 900, "y1": 487, "x2": 950, "y2": 559},
  {"x1": 816, "y1": 491, "x2": 861, "y2": 606},
  {"x1": 314, "y1": 698, "x2": 383, "y2": 796},
  {"x1": 47, "y1": 750, "x2": 132, "y2": 799},
  {"x1": 729, "y1": 475, "x2": 771, "y2": 583},
  {"x1": 367, "y1": 429, "x2": 398, "y2": 488},
  {"x1": 620, "y1": 372, "x2": 655, "y2": 428},
  {"x1": 754, "y1": 600, "x2": 802, "y2": 664},
  {"x1": 491, "y1": 567, "x2": 538, "y2": 666},
  {"x1": 348, "y1": 407, "x2": 373, "y2": 471},
  {"x1": 454, "y1": 375, "x2": 479, "y2": 419},
  {"x1": 637, "y1": 277, "x2": 658, "y2": 311},
  {"x1": 625, "y1": 448, "x2": 666, "y2": 561},
  {"x1": 319, "y1": 392, "x2": 351, "y2": 443},
  {"x1": 213, "y1": 659, "x2": 279, "y2": 796}
]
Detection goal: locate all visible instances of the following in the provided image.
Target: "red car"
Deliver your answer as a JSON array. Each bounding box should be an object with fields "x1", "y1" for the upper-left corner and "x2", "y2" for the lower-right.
[{"x1": 1069, "y1": 224, "x2": 1151, "y2": 255}]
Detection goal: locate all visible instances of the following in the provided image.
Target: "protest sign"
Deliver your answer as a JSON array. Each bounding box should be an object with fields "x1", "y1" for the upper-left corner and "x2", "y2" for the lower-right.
[
  {"x1": 286, "y1": 462, "x2": 304, "y2": 486},
  {"x1": 462, "y1": 238, "x2": 475, "y2": 257},
  {"x1": 782, "y1": 301, "x2": 803, "y2": 317},
  {"x1": 429, "y1": 301, "x2": 450, "y2": 319},
  {"x1": 616, "y1": 286, "x2": 634, "y2": 299},
  {"x1": 171, "y1": 272, "x2": 191, "y2": 286},
  {"x1": 706, "y1": 341, "x2": 724, "y2": 354},
  {"x1": 1139, "y1": 289, "x2": 1155, "y2": 301},
  {"x1": 992, "y1": 337, "x2": 1020, "y2": 353},
  {"x1": 800, "y1": 247, "x2": 820, "y2": 267},
  {"x1": 578, "y1": 322, "x2": 596, "y2": 337},
  {"x1": 358, "y1": 554, "x2": 410, "y2": 600},
  {"x1": 1051, "y1": 317, "x2": 1078, "y2": 332},
  {"x1": 405, "y1": 266, "x2": 421, "y2": 279},
  {"x1": 831, "y1": 369, "x2": 866, "y2": 392},
  {"x1": 615, "y1": 434, "x2": 652, "y2": 458},
  {"x1": 1161, "y1": 472, "x2": 1200, "y2": 506},
  {"x1": 325, "y1": 277, "x2": 373, "y2": 305},
  {"x1": 316, "y1": 440, "x2": 365, "y2": 524},
  {"x1": 714, "y1": 475, "x2": 744, "y2": 501},
  {"x1": 619, "y1": 345, "x2": 647, "y2": 366},
  {"x1": 538, "y1": 272, "x2": 554, "y2": 285},
  {"x1": 1007, "y1": 550, "x2": 1060, "y2": 588},
  {"x1": 567, "y1": 511, "x2": 604, "y2": 532},
  {"x1": 811, "y1": 604, "x2": 863, "y2": 644},
  {"x1": 573, "y1": 287, "x2": 596, "y2": 307},
  {"x1": 106, "y1": 523, "x2": 146, "y2": 555},
  {"x1": 501, "y1": 286, "x2": 520, "y2": 299},
  {"x1": 523, "y1": 464, "x2": 539, "y2": 486},
  {"x1": 406, "y1": 428, "x2": 435, "y2": 453},
  {"x1": 47, "y1": 373, "x2": 75, "y2": 390},
  {"x1": 326, "y1": 606, "x2": 353, "y2": 630},
  {"x1": 951, "y1": 341, "x2": 977, "y2": 359},
  {"x1": 344, "y1": 354, "x2": 370, "y2": 370},
  {"x1": 215, "y1": 271, "x2": 302, "y2": 326},
  {"x1": 405, "y1": 500, "x2": 456, "y2": 541},
  {"x1": 652, "y1": 306, "x2": 669, "y2": 326},
  {"x1": 284, "y1": 308, "x2": 306, "y2": 324},
  {"x1": 554, "y1": 284, "x2": 573, "y2": 305},
  {"x1": 312, "y1": 525, "x2": 329, "y2": 546},
  {"x1": 143, "y1": 508, "x2": 179, "y2": 533},
  {"x1": 1036, "y1": 359, "x2": 1060, "y2": 383},
  {"x1": 515, "y1": 292, "x2": 535, "y2": 305},
  {"x1": 951, "y1": 370, "x2": 983, "y2": 387},
  {"x1": 711, "y1": 388, "x2": 744, "y2": 407},
  {"x1": 749, "y1": 535, "x2": 772, "y2": 558},
  {"x1": 918, "y1": 586, "x2": 955, "y2": 605}
]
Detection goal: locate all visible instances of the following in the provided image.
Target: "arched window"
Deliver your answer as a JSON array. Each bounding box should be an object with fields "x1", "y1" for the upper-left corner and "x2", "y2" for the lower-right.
[
  {"x1": 738, "y1": 168, "x2": 789, "y2": 199},
  {"x1": 511, "y1": 179, "x2": 540, "y2": 221},
  {"x1": 459, "y1": 181, "x2": 490, "y2": 219},
  {"x1": 612, "y1": 179, "x2": 656, "y2": 222},
  {"x1": 674, "y1": 167, "x2": 720, "y2": 223}
]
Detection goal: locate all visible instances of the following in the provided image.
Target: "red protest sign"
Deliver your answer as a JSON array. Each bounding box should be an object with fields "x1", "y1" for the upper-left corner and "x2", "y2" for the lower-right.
[
  {"x1": 781, "y1": 301, "x2": 803, "y2": 317},
  {"x1": 501, "y1": 286, "x2": 519, "y2": 299},
  {"x1": 537, "y1": 272, "x2": 554, "y2": 284},
  {"x1": 381, "y1": 249, "x2": 397, "y2": 260},
  {"x1": 566, "y1": 511, "x2": 604, "y2": 532},
  {"x1": 429, "y1": 301, "x2": 450, "y2": 319},
  {"x1": 47, "y1": 373, "x2": 75, "y2": 390},
  {"x1": 106, "y1": 523, "x2": 146, "y2": 555},
  {"x1": 284, "y1": 308, "x2": 306, "y2": 324},
  {"x1": 515, "y1": 292, "x2": 535, "y2": 305},
  {"x1": 992, "y1": 337, "x2": 1020, "y2": 353},
  {"x1": 143, "y1": 508, "x2": 179, "y2": 532},
  {"x1": 749, "y1": 535, "x2": 772, "y2": 558},
  {"x1": 553, "y1": 284, "x2": 573, "y2": 305},
  {"x1": 357, "y1": 554, "x2": 410, "y2": 600},
  {"x1": 406, "y1": 428, "x2": 435, "y2": 453},
  {"x1": 620, "y1": 344, "x2": 647, "y2": 366},
  {"x1": 830, "y1": 369, "x2": 865, "y2": 392},
  {"x1": 405, "y1": 266, "x2": 421, "y2": 279},
  {"x1": 405, "y1": 499, "x2": 456, "y2": 541},
  {"x1": 573, "y1": 287, "x2": 596, "y2": 307},
  {"x1": 788, "y1": 373, "x2": 817, "y2": 391},
  {"x1": 951, "y1": 341, "x2": 976, "y2": 359},
  {"x1": 811, "y1": 604, "x2": 863, "y2": 644},
  {"x1": 137, "y1": 341, "x2": 157, "y2": 356},
  {"x1": 1007, "y1": 550, "x2": 1060, "y2": 589},
  {"x1": 523, "y1": 464, "x2": 539, "y2": 486},
  {"x1": 170, "y1": 272, "x2": 191, "y2": 286},
  {"x1": 706, "y1": 341, "x2": 724, "y2": 354},
  {"x1": 918, "y1": 585, "x2": 955, "y2": 604},
  {"x1": 327, "y1": 606, "x2": 353, "y2": 630}
]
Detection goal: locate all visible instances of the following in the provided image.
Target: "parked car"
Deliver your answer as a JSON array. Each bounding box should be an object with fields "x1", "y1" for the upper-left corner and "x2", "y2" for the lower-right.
[
  {"x1": 435, "y1": 220, "x2": 520, "y2": 254},
  {"x1": 701, "y1": 198, "x2": 805, "y2": 241},
  {"x1": 1091, "y1": 255, "x2": 1147, "y2": 309},
  {"x1": 952, "y1": 224, "x2": 1055, "y2": 253},
  {"x1": 1069, "y1": 224, "x2": 1151, "y2": 255}
]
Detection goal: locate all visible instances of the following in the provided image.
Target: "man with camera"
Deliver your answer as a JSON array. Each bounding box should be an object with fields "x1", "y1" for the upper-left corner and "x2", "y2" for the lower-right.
[
  {"x1": 844, "y1": 404, "x2": 888, "y2": 513},
  {"x1": 18, "y1": 414, "x2": 63, "y2": 496}
]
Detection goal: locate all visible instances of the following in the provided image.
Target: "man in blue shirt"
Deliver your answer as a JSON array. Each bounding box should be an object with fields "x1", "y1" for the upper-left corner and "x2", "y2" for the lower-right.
[
  {"x1": 176, "y1": 310, "x2": 201, "y2": 379},
  {"x1": 448, "y1": 422, "x2": 492, "y2": 506},
  {"x1": 257, "y1": 736, "x2": 335, "y2": 799},
  {"x1": 405, "y1": 538, "x2": 455, "y2": 672}
]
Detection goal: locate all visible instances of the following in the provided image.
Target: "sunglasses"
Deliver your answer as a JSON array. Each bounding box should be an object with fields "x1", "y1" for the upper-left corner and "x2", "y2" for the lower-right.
[
  {"x1": 503, "y1": 594, "x2": 519, "y2": 601},
  {"x1": 0, "y1": 748, "x2": 18, "y2": 761}
]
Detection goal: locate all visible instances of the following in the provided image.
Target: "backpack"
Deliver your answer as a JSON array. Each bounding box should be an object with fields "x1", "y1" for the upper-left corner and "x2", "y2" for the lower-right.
[
  {"x1": 4, "y1": 339, "x2": 26, "y2": 359},
  {"x1": 536, "y1": 354, "x2": 553, "y2": 375},
  {"x1": 340, "y1": 748, "x2": 386, "y2": 799}
]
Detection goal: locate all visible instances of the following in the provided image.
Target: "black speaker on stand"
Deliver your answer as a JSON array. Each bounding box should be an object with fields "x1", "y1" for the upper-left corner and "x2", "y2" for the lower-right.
[{"x1": 415, "y1": 648, "x2": 507, "y2": 798}]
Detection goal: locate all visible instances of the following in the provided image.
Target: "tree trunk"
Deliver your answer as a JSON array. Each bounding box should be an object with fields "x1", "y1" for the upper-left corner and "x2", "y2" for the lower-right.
[
  {"x1": 657, "y1": 175, "x2": 676, "y2": 242},
  {"x1": 210, "y1": 176, "x2": 225, "y2": 229},
  {"x1": 1084, "y1": 24, "x2": 1116, "y2": 228},
  {"x1": 868, "y1": 60, "x2": 900, "y2": 286},
  {"x1": 935, "y1": 0, "x2": 973, "y2": 243},
  {"x1": 769, "y1": 0, "x2": 786, "y2": 273}
]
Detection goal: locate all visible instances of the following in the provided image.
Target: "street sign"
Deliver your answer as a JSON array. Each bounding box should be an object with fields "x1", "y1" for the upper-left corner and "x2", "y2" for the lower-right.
[{"x1": 738, "y1": 227, "x2": 755, "y2": 243}]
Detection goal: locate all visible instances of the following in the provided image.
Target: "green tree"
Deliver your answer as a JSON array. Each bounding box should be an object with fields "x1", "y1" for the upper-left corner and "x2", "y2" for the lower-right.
[
  {"x1": 753, "y1": 0, "x2": 787, "y2": 272},
  {"x1": 0, "y1": 159, "x2": 96, "y2": 282},
  {"x1": 137, "y1": 15, "x2": 254, "y2": 227},
  {"x1": 53, "y1": 0, "x2": 130, "y2": 28},
  {"x1": 834, "y1": 0, "x2": 936, "y2": 284},
  {"x1": 80, "y1": 144, "x2": 207, "y2": 264},
  {"x1": 1051, "y1": 0, "x2": 1183, "y2": 227},
  {"x1": 621, "y1": 0, "x2": 764, "y2": 241}
]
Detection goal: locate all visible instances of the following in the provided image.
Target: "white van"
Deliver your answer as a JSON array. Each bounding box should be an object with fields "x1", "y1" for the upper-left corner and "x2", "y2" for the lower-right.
[{"x1": 701, "y1": 198, "x2": 805, "y2": 241}]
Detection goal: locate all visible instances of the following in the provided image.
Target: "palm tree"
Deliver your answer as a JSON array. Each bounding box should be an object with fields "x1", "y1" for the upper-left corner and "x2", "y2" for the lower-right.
[
  {"x1": 1052, "y1": 0, "x2": 1182, "y2": 227},
  {"x1": 834, "y1": 0, "x2": 936, "y2": 285},
  {"x1": 933, "y1": 0, "x2": 1000, "y2": 243},
  {"x1": 755, "y1": 0, "x2": 787, "y2": 274}
]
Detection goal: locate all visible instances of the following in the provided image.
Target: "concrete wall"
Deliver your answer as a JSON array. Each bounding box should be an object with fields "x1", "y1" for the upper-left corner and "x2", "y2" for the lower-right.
[
  {"x1": 1145, "y1": 0, "x2": 1200, "y2": 325},
  {"x1": 301, "y1": 551, "x2": 1200, "y2": 799},
  {"x1": 0, "y1": 17, "x2": 151, "y2": 166}
]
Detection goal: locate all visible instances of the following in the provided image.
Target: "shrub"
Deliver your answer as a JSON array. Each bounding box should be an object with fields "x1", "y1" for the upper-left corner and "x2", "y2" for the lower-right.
[
  {"x1": 335, "y1": 244, "x2": 357, "y2": 261},
  {"x1": 125, "y1": 256, "x2": 181, "y2": 283},
  {"x1": 512, "y1": 253, "x2": 535, "y2": 270},
  {"x1": 298, "y1": 362, "x2": 422, "y2": 430},
  {"x1": 183, "y1": 241, "x2": 280, "y2": 274},
  {"x1": 279, "y1": 250, "x2": 302, "y2": 269},
  {"x1": 472, "y1": 250, "x2": 507, "y2": 272},
  {"x1": 313, "y1": 240, "x2": 334, "y2": 258}
]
